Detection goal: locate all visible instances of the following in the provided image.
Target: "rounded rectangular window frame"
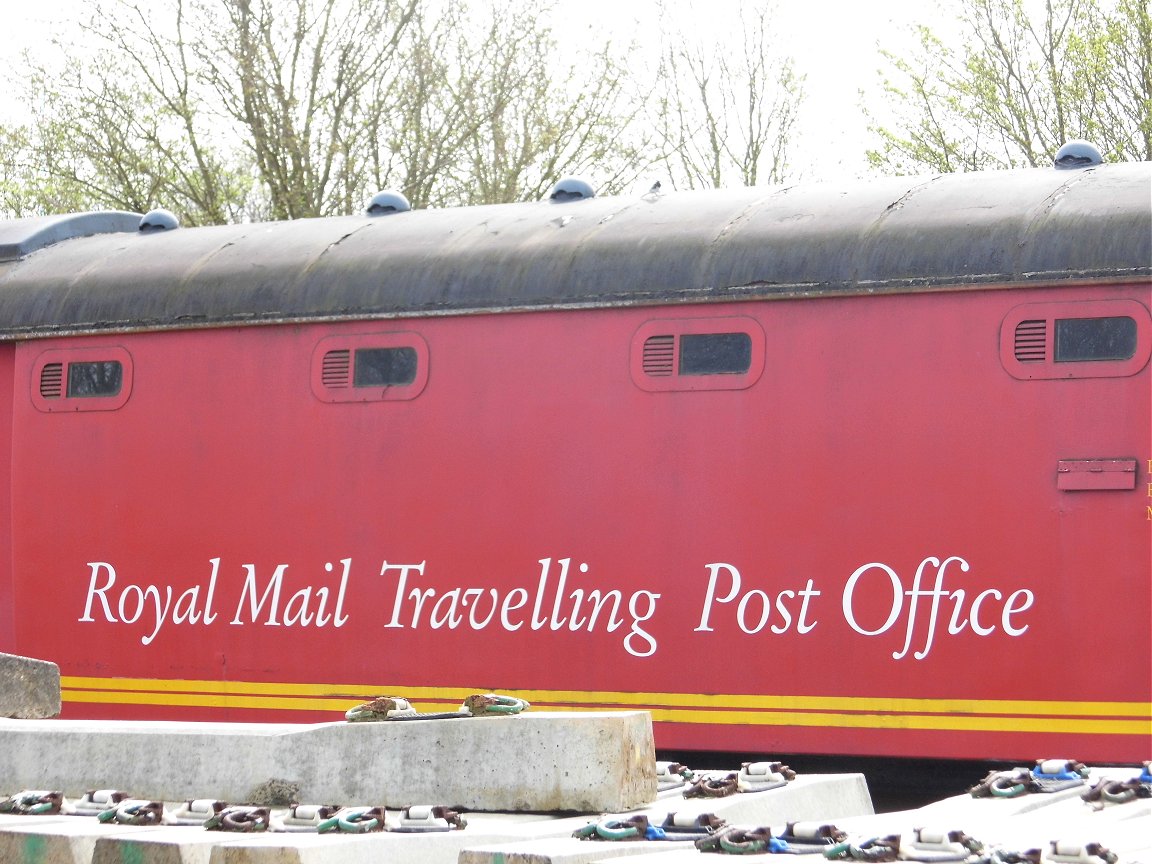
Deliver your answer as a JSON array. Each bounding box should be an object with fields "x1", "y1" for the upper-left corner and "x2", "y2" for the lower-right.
[
  {"x1": 1000, "y1": 298, "x2": 1151, "y2": 380},
  {"x1": 31, "y1": 346, "x2": 134, "y2": 412},
  {"x1": 311, "y1": 331, "x2": 429, "y2": 402},
  {"x1": 631, "y1": 317, "x2": 765, "y2": 392}
]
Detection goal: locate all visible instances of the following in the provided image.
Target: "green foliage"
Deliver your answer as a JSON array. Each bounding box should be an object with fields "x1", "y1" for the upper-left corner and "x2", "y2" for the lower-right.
[
  {"x1": 869, "y1": 0, "x2": 1152, "y2": 173},
  {"x1": 0, "y1": 0, "x2": 656, "y2": 222},
  {"x1": 0, "y1": 0, "x2": 803, "y2": 223}
]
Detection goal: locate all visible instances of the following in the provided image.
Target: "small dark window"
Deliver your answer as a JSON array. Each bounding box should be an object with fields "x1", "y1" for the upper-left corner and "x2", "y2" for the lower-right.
[
  {"x1": 679, "y1": 333, "x2": 752, "y2": 376},
  {"x1": 32, "y1": 347, "x2": 133, "y2": 412},
  {"x1": 67, "y1": 361, "x2": 123, "y2": 397},
  {"x1": 353, "y1": 347, "x2": 418, "y2": 386},
  {"x1": 312, "y1": 332, "x2": 428, "y2": 403},
  {"x1": 1054, "y1": 316, "x2": 1137, "y2": 362},
  {"x1": 632, "y1": 317, "x2": 765, "y2": 392}
]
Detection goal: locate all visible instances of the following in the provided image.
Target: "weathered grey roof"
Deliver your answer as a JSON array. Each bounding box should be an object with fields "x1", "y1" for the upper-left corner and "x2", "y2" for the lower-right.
[{"x1": 0, "y1": 163, "x2": 1147, "y2": 338}]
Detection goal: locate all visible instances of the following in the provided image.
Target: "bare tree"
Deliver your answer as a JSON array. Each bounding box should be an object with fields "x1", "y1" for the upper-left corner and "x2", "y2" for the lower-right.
[
  {"x1": 368, "y1": 1, "x2": 649, "y2": 208},
  {"x1": 0, "y1": 0, "x2": 249, "y2": 224},
  {"x1": 653, "y1": 1, "x2": 804, "y2": 189},
  {"x1": 195, "y1": 0, "x2": 418, "y2": 220},
  {"x1": 0, "y1": 0, "x2": 659, "y2": 221},
  {"x1": 368, "y1": 3, "x2": 478, "y2": 210},
  {"x1": 447, "y1": 3, "x2": 650, "y2": 205}
]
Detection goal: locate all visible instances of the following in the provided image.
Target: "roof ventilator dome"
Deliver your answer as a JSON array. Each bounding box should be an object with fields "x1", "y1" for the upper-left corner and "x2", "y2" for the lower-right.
[
  {"x1": 138, "y1": 209, "x2": 180, "y2": 232},
  {"x1": 549, "y1": 177, "x2": 595, "y2": 202},
  {"x1": 365, "y1": 190, "x2": 411, "y2": 215},
  {"x1": 1053, "y1": 140, "x2": 1103, "y2": 170}
]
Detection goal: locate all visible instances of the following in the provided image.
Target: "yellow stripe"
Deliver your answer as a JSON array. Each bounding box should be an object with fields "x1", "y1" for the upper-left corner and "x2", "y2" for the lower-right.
[
  {"x1": 60, "y1": 689, "x2": 1150, "y2": 735},
  {"x1": 61, "y1": 676, "x2": 1151, "y2": 719}
]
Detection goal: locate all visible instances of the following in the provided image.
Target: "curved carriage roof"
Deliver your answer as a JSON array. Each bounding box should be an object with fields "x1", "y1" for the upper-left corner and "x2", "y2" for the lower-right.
[{"x1": 0, "y1": 163, "x2": 1147, "y2": 338}]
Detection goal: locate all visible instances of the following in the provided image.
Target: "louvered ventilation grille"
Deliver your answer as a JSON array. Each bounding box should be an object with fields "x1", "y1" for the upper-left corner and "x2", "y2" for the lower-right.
[
  {"x1": 1014, "y1": 320, "x2": 1047, "y2": 362},
  {"x1": 39, "y1": 363, "x2": 63, "y2": 398},
  {"x1": 321, "y1": 350, "x2": 352, "y2": 388},
  {"x1": 642, "y1": 335, "x2": 676, "y2": 376}
]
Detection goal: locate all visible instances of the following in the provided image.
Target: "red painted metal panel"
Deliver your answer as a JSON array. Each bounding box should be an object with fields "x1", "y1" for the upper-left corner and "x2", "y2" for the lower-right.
[
  {"x1": 6, "y1": 284, "x2": 1150, "y2": 762},
  {"x1": 0, "y1": 345, "x2": 13, "y2": 653}
]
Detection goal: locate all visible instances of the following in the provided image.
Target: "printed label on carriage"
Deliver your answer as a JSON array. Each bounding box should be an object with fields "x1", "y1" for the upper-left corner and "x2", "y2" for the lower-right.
[
  {"x1": 76, "y1": 553, "x2": 1035, "y2": 660},
  {"x1": 693, "y1": 557, "x2": 1033, "y2": 661}
]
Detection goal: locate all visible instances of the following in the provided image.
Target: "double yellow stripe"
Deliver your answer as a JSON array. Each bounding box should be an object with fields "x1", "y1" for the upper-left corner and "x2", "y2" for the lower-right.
[{"x1": 61, "y1": 676, "x2": 1152, "y2": 736}]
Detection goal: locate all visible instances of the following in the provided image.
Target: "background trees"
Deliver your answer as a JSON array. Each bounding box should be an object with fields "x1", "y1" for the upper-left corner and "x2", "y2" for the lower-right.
[
  {"x1": 868, "y1": 0, "x2": 1152, "y2": 173},
  {"x1": 651, "y1": 2, "x2": 803, "y2": 188},
  {"x1": 0, "y1": 0, "x2": 1148, "y2": 221},
  {"x1": 0, "y1": 0, "x2": 809, "y2": 223}
]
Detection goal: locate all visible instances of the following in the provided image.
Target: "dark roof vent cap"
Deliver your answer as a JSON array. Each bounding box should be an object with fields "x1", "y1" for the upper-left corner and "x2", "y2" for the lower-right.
[
  {"x1": 365, "y1": 190, "x2": 411, "y2": 215},
  {"x1": 139, "y1": 209, "x2": 180, "y2": 232},
  {"x1": 1053, "y1": 140, "x2": 1103, "y2": 170},
  {"x1": 549, "y1": 177, "x2": 595, "y2": 202}
]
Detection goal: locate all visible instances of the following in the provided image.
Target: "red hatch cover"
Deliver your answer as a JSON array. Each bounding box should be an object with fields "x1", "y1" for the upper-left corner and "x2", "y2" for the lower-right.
[{"x1": 1057, "y1": 459, "x2": 1138, "y2": 491}]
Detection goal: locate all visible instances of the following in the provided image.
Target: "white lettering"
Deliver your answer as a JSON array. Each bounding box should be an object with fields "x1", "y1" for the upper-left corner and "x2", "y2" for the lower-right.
[
  {"x1": 1002, "y1": 589, "x2": 1034, "y2": 635},
  {"x1": 231, "y1": 563, "x2": 288, "y2": 626},
  {"x1": 430, "y1": 589, "x2": 463, "y2": 629},
  {"x1": 842, "y1": 556, "x2": 1034, "y2": 659},
  {"x1": 697, "y1": 564, "x2": 821, "y2": 635},
  {"x1": 463, "y1": 588, "x2": 498, "y2": 629},
  {"x1": 501, "y1": 588, "x2": 528, "y2": 631},
  {"x1": 624, "y1": 591, "x2": 660, "y2": 657},
  {"x1": 330, "y1": 559, "x2": 351, "y2": 628},
  {"x1": 378, "y1": 557, "x2": 661, "y2": 655},
  {"x1": 80, "y1": 563, "x2": 117, "y2": 622},
  {"x1": 381, "y1": 561, "x2": 426, "y2": 628},
  {"x1": 796, "y1": 580, "x2": 820, "y2": 634},
  {"x1": 969, "y1": 589, "x2": 1002, "y2": 636},
  {"x1": 843, "y1": 563, "x2": 903, "y2": 636},
  {"x1": 117, "y1": 584, "x2": 145, "y2": 625},
  {"x1": 140, "y1": 585, "x2": 173, "y2": 646},
  {"x1": 695, "y1": 563, "x2": 742, "y2": 631},
  {"x1": 283, "y1": 587, "x2": 315, "y2": 627},
  {"x1": 172, "y1": 586, "x2": 202, "y2": 625},
  {"x1": 737, "y1": 589, "x2": 772, "y2": 634}
]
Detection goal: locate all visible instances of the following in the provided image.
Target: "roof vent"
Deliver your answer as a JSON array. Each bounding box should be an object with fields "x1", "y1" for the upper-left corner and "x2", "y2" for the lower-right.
[
  {"x1": 365, "y1": 190, "x2": 411, "y2": 215},
  {"x1": 549, "y1": 177, "x2": 595, "y2": 202},
  {"x1": 1053, "y1": 140, "x2": 1102, "y2": 170},
  {"x1": 139, "y1": 209, "x2": 180, "y2": 232}
]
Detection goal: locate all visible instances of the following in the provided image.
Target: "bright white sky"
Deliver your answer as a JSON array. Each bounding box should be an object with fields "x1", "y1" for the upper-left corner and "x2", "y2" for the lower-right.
[
  {"x1": 553, "y1": 0, "x2": 952, "y2": 181},
  {"x1": 1, "y1": 0, "x2": 953, "y2": 185}
]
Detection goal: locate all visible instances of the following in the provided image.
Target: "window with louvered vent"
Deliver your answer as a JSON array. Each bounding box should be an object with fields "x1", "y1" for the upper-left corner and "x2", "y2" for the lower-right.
[
  {"x1": 1001, "y1": 300, "x2": 1150, "y2": 380},
  {"x1": 632, "y1": 317, "x2": 764, "y2": 392},
  {"x1": 312, "y1": 332, "x2": 428, "y2": 402},
  {"x1": 31, "y1": 348, "x2": 132, "y2": 412}
]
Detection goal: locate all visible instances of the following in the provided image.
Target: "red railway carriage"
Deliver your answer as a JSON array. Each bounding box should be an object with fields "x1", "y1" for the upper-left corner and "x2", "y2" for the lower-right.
[{"x1": 0, "y1": 162, "x2": 1147, "y2": 762}]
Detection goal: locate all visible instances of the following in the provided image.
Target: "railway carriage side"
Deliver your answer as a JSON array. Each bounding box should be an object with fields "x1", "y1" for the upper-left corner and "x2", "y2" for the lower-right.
[{"x1": 0, "y1": 163, "x2": 1147, "y2": 761}]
